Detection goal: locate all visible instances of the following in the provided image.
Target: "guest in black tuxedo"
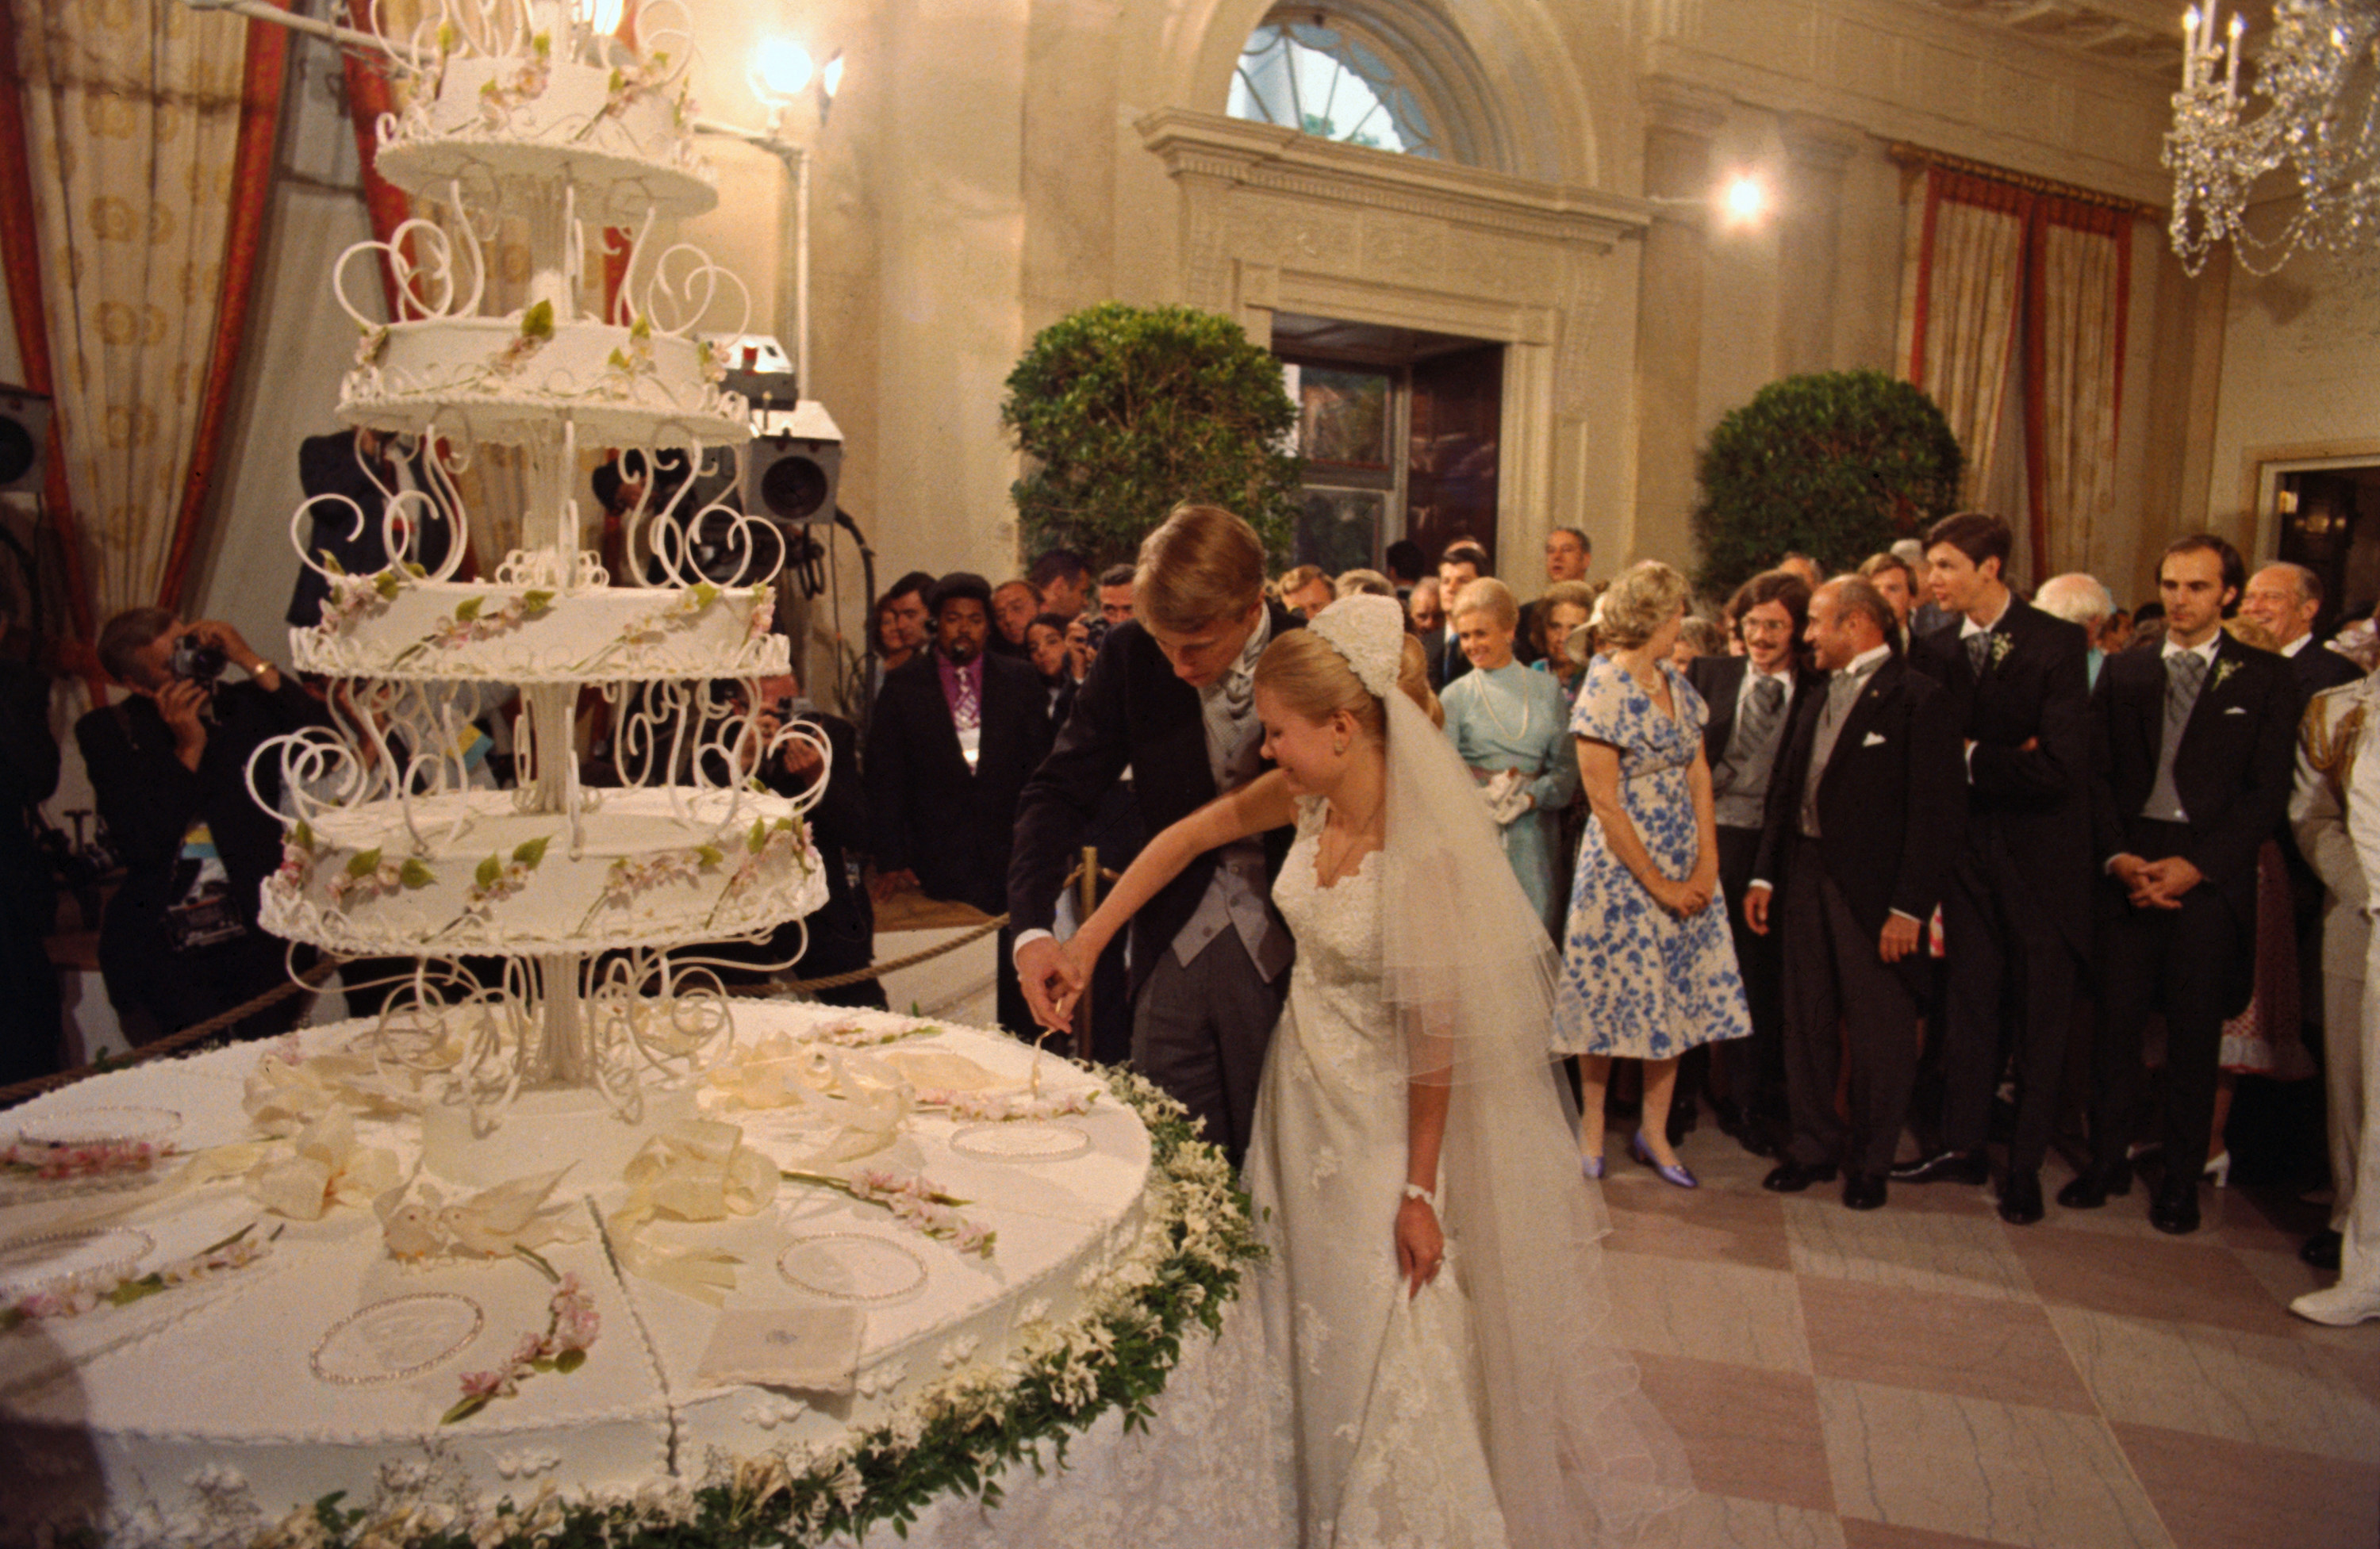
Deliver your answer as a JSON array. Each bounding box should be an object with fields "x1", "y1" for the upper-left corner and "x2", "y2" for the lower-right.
[
  {"x1": 1686, "y1": 569, "x2": 1816, "y2": 1154},
  {"x1": 2243, "y1": 563, "x2": 2361, "y2": 703},
  {"x1": 1895, "y1": 512, "x2": 2093, "y2": 1226},
  {"x1": 1748, "y1": 577, "x2": 1964, "y2": 1209},
  {"x1": 2237, "y1": 561, "x2": 2358, "y2": 1206},
  {"x1": 75, "y1": 609, "x2": 327, "y2": 1045},
  {"x1": 1431, "y1": 541, "x2": 1489, "y2": 690},
  {"x1": 1010, "y1": 504, "x2": 1303, "y2": 1164},
  {"x1": 2065, "y1": 535, "x2": 2298, "y2": 1234},
  {"x1": 866, "y1": 573, "x2": 1053, "y2": 1033},
  {"x1": 285, "y1": 429, "x2": 453, "y2": 628}
]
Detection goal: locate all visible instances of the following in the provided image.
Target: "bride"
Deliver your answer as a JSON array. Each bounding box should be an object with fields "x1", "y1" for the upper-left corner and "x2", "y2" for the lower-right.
[{"x1": 1050, "y1": 593, "x2": 1689, "y2": 1547}]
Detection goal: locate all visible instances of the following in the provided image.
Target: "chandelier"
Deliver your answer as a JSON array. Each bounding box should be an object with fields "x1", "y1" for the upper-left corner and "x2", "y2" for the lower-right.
[{"x1": 2164, "y1": 0, "x2": 2380, "y2": 276}]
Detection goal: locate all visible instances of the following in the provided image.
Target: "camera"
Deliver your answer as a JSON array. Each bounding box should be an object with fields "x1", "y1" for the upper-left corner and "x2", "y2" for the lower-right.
[{"x1": 168, "y1": 632, "x2": 228, "y2": 684}]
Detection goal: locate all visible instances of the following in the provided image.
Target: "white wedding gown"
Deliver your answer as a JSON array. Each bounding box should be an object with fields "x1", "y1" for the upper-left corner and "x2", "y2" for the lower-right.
[
  {"x1": 1240, "y1": 799, "x2": 1511, "y2": 1547},
  {"x1": 861, "y1": 795, "x2": 1685, "y2": 1549}
]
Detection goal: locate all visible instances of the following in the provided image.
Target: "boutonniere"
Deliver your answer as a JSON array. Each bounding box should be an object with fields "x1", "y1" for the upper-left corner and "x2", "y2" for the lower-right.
[
  {"x1": 2211, "y1": 658, "x2": 2240, "y2": 692},
  {"x1": 1989, "y1": 634, "x2": 2016, "y2": 670}
]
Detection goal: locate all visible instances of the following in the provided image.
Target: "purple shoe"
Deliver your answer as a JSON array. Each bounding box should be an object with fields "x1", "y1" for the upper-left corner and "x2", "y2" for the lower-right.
[
  {"x1": 1632, "y1": 1131, "x2": 1699, "y2": 1190},
  {"x1": 1581, "y1": 1152, "x2": 1606, "y2": 1180}
]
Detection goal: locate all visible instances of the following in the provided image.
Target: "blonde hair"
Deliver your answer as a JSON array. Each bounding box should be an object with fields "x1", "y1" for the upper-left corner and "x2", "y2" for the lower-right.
[
  {"x1": 1449, "y1": 575, "x2": 1518, "y2": 631},
  {"x1": 1277, "y1": 563, "x2": 1326, "y2": 596},
  {"x1": 1134, "y1": 503, "x2": 1266, "y2": 633},
  {"x1": 1253, "y1": 629, "x2": 1386, "y2": 743},
  {"x1": 1598, "y1": 560, "x2": 1691, "y2": 650},
  {"x1": 1335, "y1": 568, "x2": 1395, "y2": 599}
]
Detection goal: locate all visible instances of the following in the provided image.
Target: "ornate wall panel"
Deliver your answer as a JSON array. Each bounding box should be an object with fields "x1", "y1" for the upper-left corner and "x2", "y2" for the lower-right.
[{"x1": 1138, "y1": 109, "x2": 1647, "y2": 545}]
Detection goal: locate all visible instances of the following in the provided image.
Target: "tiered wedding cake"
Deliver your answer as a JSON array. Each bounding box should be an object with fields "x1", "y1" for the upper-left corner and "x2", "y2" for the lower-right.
[{"x1": 0, "y1": 7, "x2": 1227, "y2": 1542}]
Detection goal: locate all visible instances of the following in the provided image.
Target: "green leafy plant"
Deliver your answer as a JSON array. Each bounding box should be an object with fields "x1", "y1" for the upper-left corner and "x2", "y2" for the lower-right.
[
  {"x1": 1001, "y1": 302, "x2": 1304, "y2": 566},
  {"x1": 1691, "y1": 370, "x2": 1964, "y2": 594}
]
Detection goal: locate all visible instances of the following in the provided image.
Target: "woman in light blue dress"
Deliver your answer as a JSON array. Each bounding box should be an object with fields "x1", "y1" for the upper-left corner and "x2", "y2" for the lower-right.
[
  {"x1": 1552, "y1": 561, "x2": 1750, "y2": 1188},
  {"x1": 1440, "y1": 578, "x2": 1576, "y2": 932}
]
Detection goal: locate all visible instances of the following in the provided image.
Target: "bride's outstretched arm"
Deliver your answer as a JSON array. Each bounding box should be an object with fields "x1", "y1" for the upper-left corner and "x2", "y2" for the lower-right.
[
  {"x1": 1399, "y1": 1049, "x2": 1450, "y2": 1297},
  {"x1": 1042, "y1": 770, "x2": 1299, "y2": 1028}
]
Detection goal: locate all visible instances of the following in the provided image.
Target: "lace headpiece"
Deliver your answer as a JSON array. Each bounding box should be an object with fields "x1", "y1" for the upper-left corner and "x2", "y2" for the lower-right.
[{"x1": 1307, "y1": 593, "x2": 1404, "y2": 700}]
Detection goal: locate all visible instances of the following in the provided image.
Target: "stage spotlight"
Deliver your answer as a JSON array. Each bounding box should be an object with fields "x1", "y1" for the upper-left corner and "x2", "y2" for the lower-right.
[{"x1": 1723, "y1": 174, "x2": 1766, "y2": 223}]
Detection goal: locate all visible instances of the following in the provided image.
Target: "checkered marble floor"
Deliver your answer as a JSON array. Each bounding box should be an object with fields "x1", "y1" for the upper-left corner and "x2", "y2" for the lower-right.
[{"x1": 1594, "y1": 1135, "x2": 2380, "y2": 1548}]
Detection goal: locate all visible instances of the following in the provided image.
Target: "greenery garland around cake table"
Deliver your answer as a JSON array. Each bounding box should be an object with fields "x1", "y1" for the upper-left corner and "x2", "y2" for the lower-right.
[{"x1": 234, "y1": 1067, "x2": 1261, "y2": 1549}]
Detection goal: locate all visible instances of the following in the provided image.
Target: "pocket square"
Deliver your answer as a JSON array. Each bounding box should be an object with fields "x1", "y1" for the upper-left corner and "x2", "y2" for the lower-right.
[
  {"x1": 2224, "y1": 706, "x2": 2247, "y2": 715},
  {"x1": 1861, "y1": 731, "x2": 1887, "y2": 746}
]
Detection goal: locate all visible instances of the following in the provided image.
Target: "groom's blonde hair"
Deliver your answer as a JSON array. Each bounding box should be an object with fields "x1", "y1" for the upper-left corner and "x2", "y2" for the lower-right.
[{"x1": 1134, "y1": 503, "x2": 1266, "y2": 633}]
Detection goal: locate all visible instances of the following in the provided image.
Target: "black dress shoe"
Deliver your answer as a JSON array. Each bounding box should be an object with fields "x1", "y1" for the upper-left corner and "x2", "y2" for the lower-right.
[
  {"x1": 2149, "y1": 1177, "x2": 2201, "y2": 1236},
  {"x1": 1737, "y1": 1126, "x2": 1783, "y2": 1160},
  {"x1": 2301, "y1": 1229, "x2": 2344, "y2": 1271},
  {"x1": 2055, "y1": 1160, "x2": 2132, "y2": 1210},
  {"x1": 1762, "y1": 1160, "x2": 1838, "y2": 1194},
  {"x1": 1997, "y1": 1169, "x2": 2044, "y2": 1225},
  {"x1": 1890, "y1": 1148, "x2": 1991, "y2": 1186},
  {"x1": 1842, "y1": 1172, "x2": 1887, "y2": 1211}
]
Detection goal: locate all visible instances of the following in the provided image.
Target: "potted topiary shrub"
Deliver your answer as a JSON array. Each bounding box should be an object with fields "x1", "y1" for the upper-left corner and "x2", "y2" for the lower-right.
[
  {"x1": 1001, "y1": 303, "x2": 1303, "y2": 566},
  {"x1": 1691, "y1": 370, "x2": 1964, "y2": 595}
]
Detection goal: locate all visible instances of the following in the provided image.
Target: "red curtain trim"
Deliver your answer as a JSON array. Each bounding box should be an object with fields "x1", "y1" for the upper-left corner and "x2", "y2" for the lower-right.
[
  {"x1": 340, "y1": 0, "x2": 410, "y2": 318},
  {"x1": 0, "y1": 1, "x2": 99, "y2": 680},
  {"x1": 2022, "y1": 207, "x2": 2051, "y2": 586},
  {"x1": 157, "y1": 2, "x2": 290, "y2": 614},
  {"x1": 1908, "y1": 169, "x2": 1942, "y2": 381}
]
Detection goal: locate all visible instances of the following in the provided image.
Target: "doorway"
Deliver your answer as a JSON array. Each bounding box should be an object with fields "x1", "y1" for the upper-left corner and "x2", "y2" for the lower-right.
[
  {"x1": 1274, "y1": 312, "x2": 1503, "y2": 573},
  {"x1": 2273, "y1": 464, "x2": 2380, "y2": 627}
]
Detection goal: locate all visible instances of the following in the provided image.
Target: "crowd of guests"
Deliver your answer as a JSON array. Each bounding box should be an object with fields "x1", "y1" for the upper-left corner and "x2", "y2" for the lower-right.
[
  {"x1": 1353, "y1": 512, "x2": 2374, "y2": 1329},
  {"x1": 27, "y1": 485, "x2": 2380, "y2": 1328}
]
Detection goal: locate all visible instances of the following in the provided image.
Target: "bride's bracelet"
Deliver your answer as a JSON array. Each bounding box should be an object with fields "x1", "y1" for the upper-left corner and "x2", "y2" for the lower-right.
[{"x1": 1402, "y1": 1183, "x2": 1436, "y2": 1210}]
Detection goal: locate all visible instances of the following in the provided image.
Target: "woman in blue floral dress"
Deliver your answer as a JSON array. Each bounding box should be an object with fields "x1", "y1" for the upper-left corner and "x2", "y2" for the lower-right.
[{"x1": 1553, "y1": 561, "x2": 1751, "y2": 1187}]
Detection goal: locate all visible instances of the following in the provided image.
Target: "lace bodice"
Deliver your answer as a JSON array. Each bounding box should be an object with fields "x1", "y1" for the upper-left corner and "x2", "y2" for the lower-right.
[{"x1": 1272, "y1": 798, "x2": 1384, "y2": 994}]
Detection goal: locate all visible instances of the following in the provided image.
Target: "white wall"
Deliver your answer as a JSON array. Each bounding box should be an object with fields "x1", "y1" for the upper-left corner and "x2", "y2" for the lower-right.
[{"x1": 2207, "y1": 249, "x2": 2380, "y2": 563}]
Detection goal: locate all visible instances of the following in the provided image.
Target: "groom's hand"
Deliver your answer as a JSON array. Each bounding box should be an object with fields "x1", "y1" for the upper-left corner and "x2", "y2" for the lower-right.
[{"x1": 1015, "y1": 936, "x2": 1076, "y2": 1033}]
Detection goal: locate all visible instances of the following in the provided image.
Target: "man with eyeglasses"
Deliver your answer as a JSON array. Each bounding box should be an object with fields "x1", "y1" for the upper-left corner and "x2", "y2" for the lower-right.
[{"x1": 1685, "y1": 569, "x2": 1818, "y2": 1155}]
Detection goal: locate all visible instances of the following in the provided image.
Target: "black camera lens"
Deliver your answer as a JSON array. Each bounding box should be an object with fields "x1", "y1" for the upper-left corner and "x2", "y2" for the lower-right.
[{"x1": 169, "y1": 633, "x2": 228, "y2": 683}]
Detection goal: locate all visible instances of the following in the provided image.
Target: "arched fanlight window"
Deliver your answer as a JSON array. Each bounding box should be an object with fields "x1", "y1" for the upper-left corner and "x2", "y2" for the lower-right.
[{"x1": 1227, "y1": 13, "x2": 1441, "y2": 159}]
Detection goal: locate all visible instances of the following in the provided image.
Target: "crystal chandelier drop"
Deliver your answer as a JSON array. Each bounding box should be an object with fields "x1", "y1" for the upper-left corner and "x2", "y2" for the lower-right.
[{"x1": 2163, "y1": 0, "x2": 2380, "y2": 276}]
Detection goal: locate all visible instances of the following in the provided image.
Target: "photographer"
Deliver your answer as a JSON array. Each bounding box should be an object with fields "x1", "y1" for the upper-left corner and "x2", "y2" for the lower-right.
[{"x1": 75, "y1": 609, "x2": 327, "y2": 1045}]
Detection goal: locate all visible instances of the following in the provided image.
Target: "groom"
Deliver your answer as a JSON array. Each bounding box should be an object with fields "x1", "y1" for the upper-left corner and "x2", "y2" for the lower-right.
[{"x1": 1009, "y1": 504, "x2": 1302, "y2": 1165}]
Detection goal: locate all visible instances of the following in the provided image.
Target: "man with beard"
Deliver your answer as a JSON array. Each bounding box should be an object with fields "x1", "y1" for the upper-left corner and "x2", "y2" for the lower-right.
[{"x1": 866, "y1": 573, "x2": 1052, "y2": 1032}]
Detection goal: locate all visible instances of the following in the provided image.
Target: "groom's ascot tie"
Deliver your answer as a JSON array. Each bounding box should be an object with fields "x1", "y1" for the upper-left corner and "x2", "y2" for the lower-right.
[
  {"x1": 1799, "y1": 648, "x2": 1887, "y2": 839},
  {"x1": 1177, "y1": 610, "x2": 1294, "y2": 979},
  {"x1": 2141, "y1": 642, "x2": 2213, "y2": 823},
  {"x1": 1713, "y1": 673, "x2": 1787, "y2": 828}
]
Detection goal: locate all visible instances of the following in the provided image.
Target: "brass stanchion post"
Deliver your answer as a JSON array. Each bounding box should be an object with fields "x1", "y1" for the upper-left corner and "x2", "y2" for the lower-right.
[{"x1": 1073, "y1": 845, "x2": 1099, "y2": 1061}]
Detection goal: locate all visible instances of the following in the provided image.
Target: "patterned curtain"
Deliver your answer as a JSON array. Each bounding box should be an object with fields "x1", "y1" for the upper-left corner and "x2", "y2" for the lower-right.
[
  {"x1": 1896, "y1": 167, "x2": 2031, "y2": 512},
  {"x1": 3, "y1": 0, "x2": 279, "y2": 626},
  {"x1": 2025, "y1": 200, "x2": 2130, "y2": 581}
]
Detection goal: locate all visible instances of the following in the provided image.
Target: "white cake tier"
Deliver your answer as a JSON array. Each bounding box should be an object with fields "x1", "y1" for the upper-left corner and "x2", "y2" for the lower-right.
[
  {"x1": 374, "y1": 57, "x2": 715, "y2": 221},
  {"x1": 0, "y1": 1007, "x2": 1157, "y2": 1534},
  {"x1": 341, "y1": 315, "x2": 747, "y2": 450},
  {"x1": 294, "y1": 574, "x2": 784, "y2": 684},
  {"x1": 259, "y1": 787, "x2": 826, "y2": 955}
]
